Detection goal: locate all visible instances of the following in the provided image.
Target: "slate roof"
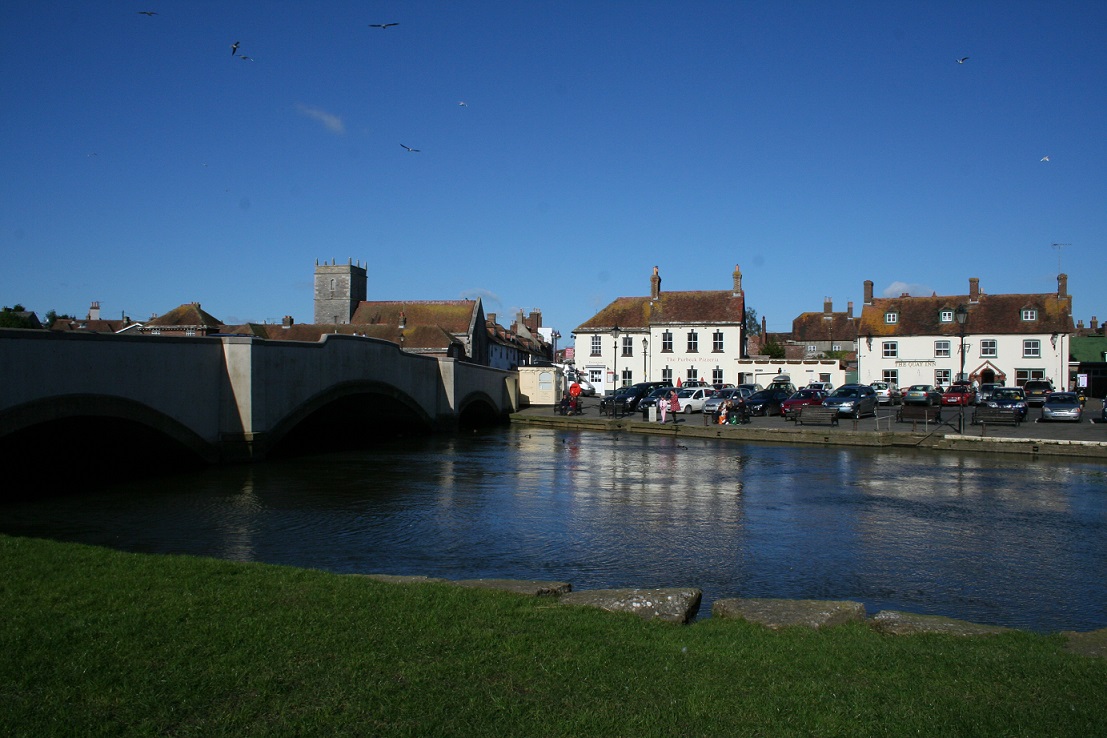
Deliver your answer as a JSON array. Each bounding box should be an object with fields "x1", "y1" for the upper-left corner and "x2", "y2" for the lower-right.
[
  {"x1": 350, "y1": 300, "x2": 478, "y2": 334},
  {"x1": 220, "y1": 322, "x2": 460, "y2": 352},
  {"x1": 858, "y1": 292, "x2": 1074, "y2": 338},
  {"x1": 575, "y1": 290, "x2": 744, "y2": 333},
  {"x1": 791, "y1": 311, "x2": 858, "y2": 341}
]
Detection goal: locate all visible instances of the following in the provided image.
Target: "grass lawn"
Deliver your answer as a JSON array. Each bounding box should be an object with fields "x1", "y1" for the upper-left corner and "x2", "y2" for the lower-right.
[{"x1": 2, "y1": 534, "x2": 1104, "y2": 736}]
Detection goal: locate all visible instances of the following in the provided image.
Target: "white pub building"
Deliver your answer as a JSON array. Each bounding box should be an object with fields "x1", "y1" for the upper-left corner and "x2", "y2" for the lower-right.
[
  {"x1": 856, "y1": 276, "x2": 1074, "y2": 390},
  {"x1": 573, "y1": 265, "x2": 749, "y2": 393}
]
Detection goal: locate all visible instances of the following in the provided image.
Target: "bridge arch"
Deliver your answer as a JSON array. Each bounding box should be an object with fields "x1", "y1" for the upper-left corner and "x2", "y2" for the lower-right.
[
  {"x1": 264, "y1": 380, "x2": 436, "y2": 457},
  {"x1": 456, "y1": 390, "x2": 511, "y2": 429}
]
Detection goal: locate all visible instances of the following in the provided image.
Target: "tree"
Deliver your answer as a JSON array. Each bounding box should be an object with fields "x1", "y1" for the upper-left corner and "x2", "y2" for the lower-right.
[
  {"x1": 0, "y1": 305, "x2": 37, "y2": 329},
  {"x1": 761, "y1": 337, "x2": 786, "y2": 359},
  {"x1": 744, "y1": 308, "x2": 761, "y2": 336}
]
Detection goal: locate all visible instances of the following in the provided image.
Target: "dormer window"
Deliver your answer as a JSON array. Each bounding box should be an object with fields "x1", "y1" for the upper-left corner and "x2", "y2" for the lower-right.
[
  {"x1": 939, "y1": 310, "x2": 953, "y2": 323},
  {"x1": 1021, "y1": 308, "x2": 1038, "y2": 321},
  {"x1": 884, "y1": 312, "x2": 898, "y2": 324}
]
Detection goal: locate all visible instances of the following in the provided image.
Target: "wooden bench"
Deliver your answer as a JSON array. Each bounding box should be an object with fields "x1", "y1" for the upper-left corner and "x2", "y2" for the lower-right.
[
  {"x1": 797, "y1": 405, "x2": 840, "y2": 426},
  {"x1": 971, "y1": 406, "x2": 1022, "y2": 426},
  {"x1": 896, "y1": 404, "x2": 942, "y2": 423}
]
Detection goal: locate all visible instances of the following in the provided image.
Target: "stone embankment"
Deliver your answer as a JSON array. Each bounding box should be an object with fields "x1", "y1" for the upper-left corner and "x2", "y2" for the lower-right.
[
  {"x1": 358, "y1": 575, "x2": 1106, "y2": 657},
  {"x1": 511, "y1": 402, "x2": 1107, "y2": 460}
]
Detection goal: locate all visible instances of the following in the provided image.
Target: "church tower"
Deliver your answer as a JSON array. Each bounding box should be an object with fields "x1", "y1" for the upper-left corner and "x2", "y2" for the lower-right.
[{"x1": 313, "y1": 258, "x2": 367, "y2": 325}]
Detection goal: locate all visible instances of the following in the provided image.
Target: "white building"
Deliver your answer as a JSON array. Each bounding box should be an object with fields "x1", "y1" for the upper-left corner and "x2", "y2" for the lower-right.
[
  {"x1": 572, "y1": 265, "x2": 747, "y2": 393},
  {"x1": 857, "y1": 276, "x2": 1074, "y2": 389}
]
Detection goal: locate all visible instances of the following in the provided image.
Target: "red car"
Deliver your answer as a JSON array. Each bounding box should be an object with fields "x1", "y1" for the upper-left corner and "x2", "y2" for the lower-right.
[
  {"x1": 781, "y1": 389, "x2": 827, "y2": 420},
  {"x1": 941, "y1": 385, "x2": 977, "y2": 406}
]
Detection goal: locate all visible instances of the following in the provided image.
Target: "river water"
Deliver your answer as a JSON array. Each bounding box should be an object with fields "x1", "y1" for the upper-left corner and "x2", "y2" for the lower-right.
[{"x1": 3, "y1": 425, "x2": 1106, "y2": 632}]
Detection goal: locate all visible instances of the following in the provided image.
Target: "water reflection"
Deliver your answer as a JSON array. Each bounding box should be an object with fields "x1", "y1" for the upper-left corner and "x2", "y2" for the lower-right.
[{"x1": 1, "y1": 426, "x2": 1105, "y2": 632}]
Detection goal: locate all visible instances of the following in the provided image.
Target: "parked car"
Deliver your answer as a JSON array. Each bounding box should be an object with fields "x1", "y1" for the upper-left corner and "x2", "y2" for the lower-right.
[
  {"x1": 746, "y1": 389, "x2": 792, "y2": 416},
  {"x1": 781, "y1": 389, "x2": 827, "y2": 420},
  {"x1": 806, "y1": 381, "x2": 834, "y2": 393},
  {"x1": 1024, "y1": 380, "x2": 1054, "y2": 407},
  {"x1": 1040, "y1": 392, "x2": 1083, "y2": 422},
  {"x1": 977, "y1": 382, "x2": 1001, "y2": 404},
  {"x1": 736, "y1": 383, "x2": 763, "y2": 394},
  {"x1": 941, "y1": 385, "x2": 977, "y2": 407},
  {"x1": 703, "y1": 387, "x2": 745, "y2": 416},
  {"x1": 675, "y1": 386, "x2": 713, "y2": 413},
  {"x1": 636, "y1": 386, "x2": 676, "y2": 412},
  {"x1": 870, "y1": 381, "x2": 899, "y2": 405},
  {"x1": 821, "y1": 384, "x2": 878, "y2": 418},
  {"x1": 766, "y1": 375, "x2": 798, "y2": 394},
  {"x1": 599, "y1": 381, "x2": 670, "y2": 414},
  {"x1": 985, "y1": 387, "x2": 1028, "y2": 420},
  {"x1": 903, "y1": 384, "x2": 943, "y2": 406}
]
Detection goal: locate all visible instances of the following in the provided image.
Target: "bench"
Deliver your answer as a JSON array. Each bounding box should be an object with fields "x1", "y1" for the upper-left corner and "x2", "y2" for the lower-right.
[
  {"x1": 797, "y1": 405, "x2": 840, "y2": 426},
  {"x1": 896, "y1": 404, "x2": 942, "y2": 423},
  {"x1": 971, "y1": 406, "x2": 1022, "y2": 426}
]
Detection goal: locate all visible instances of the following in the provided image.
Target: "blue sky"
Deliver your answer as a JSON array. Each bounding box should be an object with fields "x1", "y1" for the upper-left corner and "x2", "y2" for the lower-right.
[{"x1": 2, "y1": 2, "x2": 1103, "y2": 338}]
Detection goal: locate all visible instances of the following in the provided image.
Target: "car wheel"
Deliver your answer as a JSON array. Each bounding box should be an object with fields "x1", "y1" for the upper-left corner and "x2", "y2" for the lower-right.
[{"x1": 852, "y1": 408, "x2": 860, "y2": 420}]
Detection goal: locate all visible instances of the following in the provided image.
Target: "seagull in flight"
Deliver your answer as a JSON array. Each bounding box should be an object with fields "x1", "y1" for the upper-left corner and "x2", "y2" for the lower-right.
[
  {"x1": 457, "y1": 101, "x2": 468, "y2": 107},
  {"x1": 369, "y1": 23, "x2": 399, "y2": 29},
  {"x1": 400, "y1": 144, "x2": 420, "y2": 153},
  {"x1": 1040, "y1": 155, "x2": 1050, "y2": 162},
  {"x1": 956, "y1": 56, "x2": 969, "y2": 64},
  {"x1": 137, "y1": 11, "x2": 157, "y2": 16},
  {"x1": 231, "y1": 41, "x2": 240, "y2": 56}
]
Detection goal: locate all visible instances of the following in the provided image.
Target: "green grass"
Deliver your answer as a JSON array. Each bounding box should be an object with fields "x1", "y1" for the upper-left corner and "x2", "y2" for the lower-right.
[{"x1": 2, "y1": 534, "x2": 1104, "y2": 737}]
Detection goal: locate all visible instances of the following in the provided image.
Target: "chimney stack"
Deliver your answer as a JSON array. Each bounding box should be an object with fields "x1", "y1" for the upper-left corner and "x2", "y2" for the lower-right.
[
  {"x1": 651, "y1": 266, "x2": 662, "y2": 300},
  {"x1": 969, "y1": 277, "x2": 980, "y2": 303},
  {"x1": 282, "y1": 315, "x2": 294, "y2": 328},
  {"x1": 732, "y1": 264, "x2": 743, "y2": 296},
  {"x1": 863, "y1": 280, "x2": 874, "y2": 305},
  {"x1": 847, "y1": 301, "x2": 854, "y2": 319},
  {"x1": 1058, "y1": 273, "x2": 1068, "y2": 298},
  {"x1": 88, "y1": 301, "x2": 101, "y2": 321},
  {"x1": 487, "y1": 312, "x2": 496, "y2": 325},
  {"x1": 823, "y1": 297, "x2": 833, "y2": 314},
  {"x1": 1092, "y1": 316, "x2": 1099, "y2": 332}
]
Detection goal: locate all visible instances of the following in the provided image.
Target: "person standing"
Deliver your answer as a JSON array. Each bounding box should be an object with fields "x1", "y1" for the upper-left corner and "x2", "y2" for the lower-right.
[
  {"x1": 658, "y1": 395, "x2": 668, "y2": 423},
  {"x1": 668, "y1": 390, "x2": 680, "y2": 422}
]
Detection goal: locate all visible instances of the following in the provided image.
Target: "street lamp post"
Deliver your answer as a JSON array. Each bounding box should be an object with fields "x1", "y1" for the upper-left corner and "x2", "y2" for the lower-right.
[
  {"x1": 610, "y1": 325, "x2": 621, "y2": 417},
  {"x1": 642, "y1": 337, "x2": 648, "y2": 381},
  {"x1": 955, "y1": 305, "x2": 969, "y2": 433}
]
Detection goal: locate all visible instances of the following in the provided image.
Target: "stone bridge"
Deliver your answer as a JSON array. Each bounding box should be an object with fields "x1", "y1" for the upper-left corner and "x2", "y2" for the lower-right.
[{"x1": 0, "y1": 329, "x2": 518, "y2": 466}]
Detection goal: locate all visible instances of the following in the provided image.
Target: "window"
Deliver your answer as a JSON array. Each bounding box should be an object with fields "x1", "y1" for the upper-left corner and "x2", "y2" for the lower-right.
[
  {"x1": 687, "y1": 368, "x2": 699, "y2": 382},
  {"x1": 1016, "y1": 368, "x2": 1046, "y2": 385},
  {"x1": 661, "y1": 367, "x2": 673, "y2": 384},
  {"x1": 661, "y1": 331, "x2": 673, "y2": 353},
  {"x1": 884, "y1": 312, "x2": 898, "y2": 324},
  {"x1": 590, "y1": 335, "x2": 601, "y2": 356},
  {"x1": 538, "y1": 371, "x2": 553, "y2": 391},
  {"x1": 934, "y1": 340, "x2": 951, "y2": 358},
  {"x1": 882, "y1": 369, "x2": 899, "y2": 386},
  {"x1": 979, "y1": 339, "x2": 997, "y2": 358},
  {"x1": 621, "y1": 336, "x2": 633, "y2": 357},
  {"x1": 1022, "y1": 309, "x2": 1038, "y2": 321},
  {"x1": 832, "y1": 344, "x2": 841, "y2": 351},
  {"x1": 882, "y1": 341, "x2": 898, "y2": 358},
  {"x1": 712, "y1": 331, "x2": 724, "y2": 352},
  {"x1": 588, "y1": 368, "x2": 603, "y2": 385},
  {"x1": 620, "y1": 368, "x2": 633, "y2": 387},
  {"x1": 1023, "y1": 339, "x2": 1041, "y2": 358},
  {"x1": 712, "y1": 368, "x2": 724, "y2": 385},
  {"x1": 806, "y1": 345, "x2": 818, "y2": 355},
  {"x1": 939, "y1": 310, "x2": 953, "y2": 323},
  {"x1": 687, "y1": 331, "x2": 698, "y2": 352},
  {"x1": 935, "y1": 369, "x2": 951, "y2": 387}
]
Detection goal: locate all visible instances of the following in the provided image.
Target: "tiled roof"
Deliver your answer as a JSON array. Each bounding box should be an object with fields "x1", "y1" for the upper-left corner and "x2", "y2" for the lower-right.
[
  {"x1": 791, "y1": 311, "x2": 858, "y2": 341},
  {"x1": 858, "y1": 292, "x2": 1074, "y2": 337},
  {"x1": 220, "y1": 322, "x2": 459, "y2": 352},
  {"x1": 50, "y1": 319, "x2": 133, "y2": 333},
  {"x1": 575, "y1": 290, "x2": 744, "y2": 332},
  {"x1": 147, "y1": 303, "x2": 223, "y2": 328},
  {"x1": 350, "y1": 300, "x2": 477, "y2": 334}
]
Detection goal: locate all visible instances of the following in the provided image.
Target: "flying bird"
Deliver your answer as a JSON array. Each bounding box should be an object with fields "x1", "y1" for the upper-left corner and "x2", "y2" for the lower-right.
[
  {"x1": 457, "y1": 101, "x2": 468, "y2": 107},
  {"x1": 231, "y1": 41, "x2": 240, "y2": 55},
  {"x1": 369, "y1": 23, "x2": 399, "y2": 29},
  {"x1": 237, "y1": 55, "x2": 254, "y2": 61},
  {"x1": 137, "y1": 11, "x2": 157, "y2": 16},
  {"x1": 400, "y1": 144, "x2": 420, "y2": 152},
  {"x1": 1040, "y1": 156, "x2": 1050, "y2": 162},
  {"x1": 956, "y1": 56, "x2": 969, "y2": 64}
]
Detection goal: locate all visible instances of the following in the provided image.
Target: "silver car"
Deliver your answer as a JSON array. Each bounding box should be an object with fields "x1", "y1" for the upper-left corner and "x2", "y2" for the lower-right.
[
  {"x1": 870, "y1": 381, "x2": 899, "y2": 405},
  {"x1": 1040, "y1": 392, "x2": 1083, "y2": 422},
  {"x1": 703, "y1": 387, "x2": 752, "y2": 415}
]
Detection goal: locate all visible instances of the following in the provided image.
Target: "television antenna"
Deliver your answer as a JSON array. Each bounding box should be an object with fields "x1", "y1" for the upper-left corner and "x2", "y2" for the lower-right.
[{"x1": 1051, "y1": 243, "x2": 1070, "y2": 274}]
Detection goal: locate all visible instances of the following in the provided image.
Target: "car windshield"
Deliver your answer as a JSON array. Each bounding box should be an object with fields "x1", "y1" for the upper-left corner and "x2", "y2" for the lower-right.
[
  {"x1": 677, "y1": 388, "x2": 696, "y2": 398},
  {"x1": 749, "y1": 391, "x2": 773, "y2": 401},
  {"x1": 832, "y1": 388, "x2": 858, "y2": 398},
  {"x1": 1046, "y1": 393, "x2": 1077, "y2": 404},
  {"x1": 792, "y1": 390, "x2": 820, "y2": 399},
  {"x1": 909, "y1": 385, "x2": 928, "y2": 391},
  {"x1": 994, "y1": 389, "x2": 1024, "y2": 400}
]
